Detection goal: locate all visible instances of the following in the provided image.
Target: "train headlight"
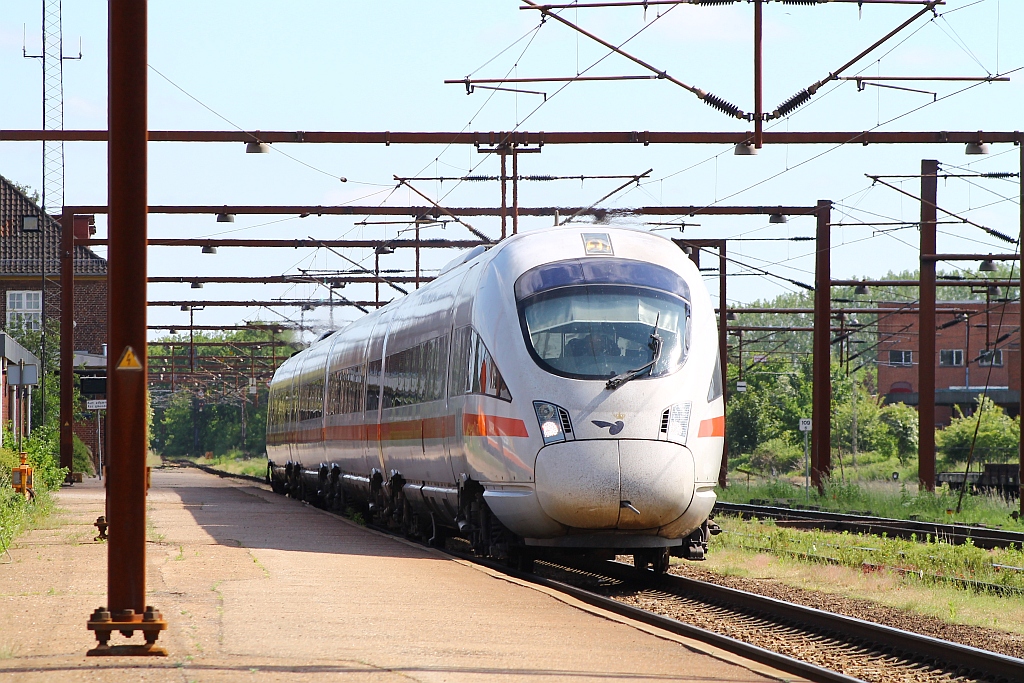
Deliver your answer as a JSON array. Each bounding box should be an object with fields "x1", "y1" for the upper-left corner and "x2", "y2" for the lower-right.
[
  {"x1": 660, "y1": 402, "x2": 692, "y2": 443},
  {"x1": 534, "y1": 401, "x2": 568, "y2": 444}
]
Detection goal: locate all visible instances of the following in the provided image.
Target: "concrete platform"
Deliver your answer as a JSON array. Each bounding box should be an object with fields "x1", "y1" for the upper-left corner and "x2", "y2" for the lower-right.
[{"x1": 0, "y1": 466, "x2": 802, "y2": 682}]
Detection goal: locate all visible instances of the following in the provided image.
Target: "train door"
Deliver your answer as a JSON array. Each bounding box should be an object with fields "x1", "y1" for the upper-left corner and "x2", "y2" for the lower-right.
[{"x1": 444, "y1": 265, "x2": 482, "y2": 482}]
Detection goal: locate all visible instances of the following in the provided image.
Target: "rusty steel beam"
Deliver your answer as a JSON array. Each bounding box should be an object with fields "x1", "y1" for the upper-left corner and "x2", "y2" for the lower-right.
[
  {"x1": 84, "y1": 238, "x2": 484, "y2": 248},
  {"x1": 832, "y1": 279, "x2": 1022, "y2": 287},
  {"x1": 59, "y1": 209, "x2": 74, "y2": 479},
  {"x1": 148, "y1": 324, "x2": 293, "y2": 331},
  {"x1": 812, "y1": 201, "x2": 832, "y2": 491},
  {"x1": 148, "y1": 340, "x2": 297, "y2": 347},
  {"x1": 718, "y1": 244, "x2": 728, "y2": 488},
  {"x1": 919, "y1": 160, "x2": 939, "y2": 492},
  {"x1": 96, "y1": 0, "x2": 163, "y2": 654},
  {"x1": 721, "y1": 306, "x2": 974, "y2": 315},
  {"x1": 148, "y1": 275, "x2": 433, "y2": 285},
  {"x1": 5, "y1": 130, "x2": 1019, "y2": 145},
  {"x1": 523, "y1": 1, "x2": 944, "y2": 7},
  {"x1": 922, "y1": 254, "x2": 1021, "y2": 262},
  {"x1": 753, "y1": 0, "x2": 763, "y2": 147},
  {"x1": 70, "y1": 204, "x2": 820, "y2": 221},
  {"x1": 1019, "y1": 144, "x2": 1023, "y2": 514},
  {"x1": 149, "y1": 300, "x2": 380, "y2": 308}
]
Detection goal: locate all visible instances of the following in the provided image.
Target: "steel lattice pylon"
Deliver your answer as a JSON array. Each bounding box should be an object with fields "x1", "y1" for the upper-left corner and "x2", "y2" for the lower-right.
[
  {"x1": 25, "y1": 0, "x2": 80, "y2": 214},
  {"x1": 41, "y1": 0, "x2": 65, "y2": 214}
]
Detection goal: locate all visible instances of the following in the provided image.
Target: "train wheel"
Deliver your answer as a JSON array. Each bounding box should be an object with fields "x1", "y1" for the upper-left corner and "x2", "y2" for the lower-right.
[
  {"x1": 633, "y1": 552, "x2": 651, "y2": 573},
  {"x1": 508, "y1": 547, "x2": 534, "y2": 573},
  {"x1": 653, "y1": 549, "x2": 670, "y2": 574}
]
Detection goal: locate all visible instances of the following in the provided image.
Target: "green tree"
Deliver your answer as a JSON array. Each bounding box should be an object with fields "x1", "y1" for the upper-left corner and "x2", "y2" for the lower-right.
[
  {"x1": 878, "y1": 401, "x2": 919, "y2": 464},
  {"x1": 936, "y1": 396, "x2": 1020, "y2": 468},
  {"x1": 149, "y1": 326, "x2": 290, "y2": 457}
]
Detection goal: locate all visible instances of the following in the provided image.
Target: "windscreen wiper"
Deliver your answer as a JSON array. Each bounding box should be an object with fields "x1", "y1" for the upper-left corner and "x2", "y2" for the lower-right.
[{"x1": 606, "y1": 315, "x2": 663, "y2": 390}]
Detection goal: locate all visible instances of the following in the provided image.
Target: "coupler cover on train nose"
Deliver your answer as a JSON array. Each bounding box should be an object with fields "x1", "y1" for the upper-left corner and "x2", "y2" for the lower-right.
[{"x1": 534, "y1": 440, "x2": 695, "y2": 530}]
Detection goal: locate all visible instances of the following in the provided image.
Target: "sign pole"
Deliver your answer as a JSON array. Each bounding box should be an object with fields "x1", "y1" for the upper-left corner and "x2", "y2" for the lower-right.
[
  {"x1": 804, "y1": 431, "x2": 809, "y2": 502},
  {"x1": 799, "y1": 417, "x2": 812, "y2": 501}
]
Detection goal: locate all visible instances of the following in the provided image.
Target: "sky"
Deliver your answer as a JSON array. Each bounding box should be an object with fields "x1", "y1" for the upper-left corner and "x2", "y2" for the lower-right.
[{"x1": 1, "y1": 0, "x2": 1022, "y2": 340}]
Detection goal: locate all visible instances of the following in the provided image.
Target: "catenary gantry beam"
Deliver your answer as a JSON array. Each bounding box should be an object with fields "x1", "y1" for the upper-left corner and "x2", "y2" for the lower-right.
[
  {"x1": 68, "y1": 205, "x2": 820, "y2": 219},
  {"x1": 150, "y1": 300, "x2": 380, "y2": 308},
  {"x1": 148, "y1": 275, "x2": 432, "y2": 285},
  {"x1": 4, "y1": 130, "x2": 1017, "y2": 145}
]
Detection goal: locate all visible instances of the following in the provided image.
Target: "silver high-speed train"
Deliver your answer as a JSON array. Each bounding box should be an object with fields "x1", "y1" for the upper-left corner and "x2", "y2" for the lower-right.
[{"x1": 267, "y1": 226, "x2": 724, "y2": 571}]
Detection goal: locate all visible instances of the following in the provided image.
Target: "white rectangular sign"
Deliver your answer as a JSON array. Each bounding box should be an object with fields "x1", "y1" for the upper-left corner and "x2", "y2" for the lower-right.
[
  {"x1": 86, "y1": 399, "x2": 107, "y2": 410},
  {"x1": 7, "y1": 363, "x2": 38, "y2": 386},
  {"x1": 735, "y1": 381, "x2": 747, "y2": 393},
  {"x1": 798, "y1": 418, "x2": 812, "y2": 432}
]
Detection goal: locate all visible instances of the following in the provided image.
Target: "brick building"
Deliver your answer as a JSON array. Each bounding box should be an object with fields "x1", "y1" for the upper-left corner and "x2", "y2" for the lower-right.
[
  {"x1": 877, "y1": 300, "x2": 1020, "y2": 426},
  {"x1": 1, "y1": 174, "x2": 108, "y2": 461}
]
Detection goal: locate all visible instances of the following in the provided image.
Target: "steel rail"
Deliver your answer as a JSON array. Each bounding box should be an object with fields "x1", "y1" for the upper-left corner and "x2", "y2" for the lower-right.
[
  {"x1": 714, "y1": 501, "x2": 1024, "y2": 550},
  {"x1": 474, "y1": 558, "x2": 862, "y2": 683},
  {"x1": 579, "y1": 560, "x2": 1024, "y2": 682}
]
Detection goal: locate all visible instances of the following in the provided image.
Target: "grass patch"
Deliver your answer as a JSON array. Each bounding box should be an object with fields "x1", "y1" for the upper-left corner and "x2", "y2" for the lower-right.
[
  {"x1": 718, "y1": 472, "x2": 1022, "y2": 528},
  {"x1": 1, "y1": 486, "x2": 57, "y2": 554},
  {"x1": 173, "y1": 452, "x2": 267, "y2": 479},
  {"x1": 712, "y1": 516, "x2": 1024, "y2": 593}
]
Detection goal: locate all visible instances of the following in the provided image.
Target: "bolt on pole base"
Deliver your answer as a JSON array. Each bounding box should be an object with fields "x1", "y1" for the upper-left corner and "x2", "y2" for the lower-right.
[{"x1": 86, "y1": 605, "x2": 168, "y2": 656}]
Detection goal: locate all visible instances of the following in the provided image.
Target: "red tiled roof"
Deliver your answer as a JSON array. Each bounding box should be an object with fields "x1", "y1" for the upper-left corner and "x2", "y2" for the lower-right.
[{"x1": 0, "y1": 174, "x2": 107, "y2": 276}]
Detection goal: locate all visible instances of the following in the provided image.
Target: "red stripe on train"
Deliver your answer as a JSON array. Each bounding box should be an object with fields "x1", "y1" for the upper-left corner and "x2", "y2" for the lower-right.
[
  {"x1": 697, "y1": 415, "x2": 725, "y2": 438},
  {"x1": 461, "y1": 413, "x2": 531, "y2": 438},
  {"x1": 280, "y1": 413, "x2": 531, "y2": 443}
]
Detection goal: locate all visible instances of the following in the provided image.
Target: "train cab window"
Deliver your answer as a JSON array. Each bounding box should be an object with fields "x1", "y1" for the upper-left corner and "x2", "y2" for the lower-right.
[
  {"x1": 515, "y1": 259, "x2": 690, "y2": 381},
  {"x1": 450, "y1": 326, "x2": 512, "y2": 401}
]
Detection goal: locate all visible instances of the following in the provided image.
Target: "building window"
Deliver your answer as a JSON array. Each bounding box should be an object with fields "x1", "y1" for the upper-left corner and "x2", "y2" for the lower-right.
[
  {"x1": 939, "y1": 349, "x2": 964, "y2": 367},
  {"x1": 978, "y1": 349, "x2": 1003, "y2": 367},
  {"x1": 6, "y1": 290, "x2": 42, "y2": 331},
  {"x1": 888, "y1": 350, "x2": 912, "y2": 367}
]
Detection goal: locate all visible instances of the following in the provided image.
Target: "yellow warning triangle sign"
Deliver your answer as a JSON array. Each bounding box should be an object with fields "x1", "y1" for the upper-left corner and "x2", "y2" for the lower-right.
[{"x1": 116, "y1": 346, "x2": 143, "y2": 371}]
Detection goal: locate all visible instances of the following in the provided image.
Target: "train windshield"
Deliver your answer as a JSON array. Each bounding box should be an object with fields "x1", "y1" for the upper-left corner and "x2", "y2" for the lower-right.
[{"x1": 519, "y1": 284, "x2": 689, "y2": 380}]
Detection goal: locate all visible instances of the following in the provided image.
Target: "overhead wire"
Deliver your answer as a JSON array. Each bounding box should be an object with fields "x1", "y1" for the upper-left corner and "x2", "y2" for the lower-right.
[{"x1": 147, "y1": 63, "x2": 390, "y2": 187}]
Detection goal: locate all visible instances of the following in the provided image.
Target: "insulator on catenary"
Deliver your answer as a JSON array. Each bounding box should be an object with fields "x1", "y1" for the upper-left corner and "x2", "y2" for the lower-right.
[
  {"x1": 695, "y1": 0, "x2": 739, "y2": 5},
  {"x1": 780, "y1": 0, "x2": 824, "y2": 5},
  {"x1": 773, "y1": 89, "x2": 812, "y2": 118},
  {"x1": 701, "y1": 92, "x2": 744, "y2": 119}
]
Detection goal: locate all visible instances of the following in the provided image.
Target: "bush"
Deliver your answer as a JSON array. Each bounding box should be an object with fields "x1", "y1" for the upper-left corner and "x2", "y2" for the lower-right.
[
  {"x1": 73, "y1": 435, "x2": 95, "y2": 476},
  {"x1": 936, "y1": 397, "x2": 1019, "y2": 468},
  {"x1": 750, "y1": 436, "x2": 803, "y2": 476}
]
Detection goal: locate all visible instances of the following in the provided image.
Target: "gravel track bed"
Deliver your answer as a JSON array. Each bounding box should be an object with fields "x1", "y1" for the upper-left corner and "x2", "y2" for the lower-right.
[
  {"x1": 535, "y1": 562, "x2": 981, "y2": 683},
  {"x1": 667, "y1": 563, "x2": 1024, "y2": 660}
]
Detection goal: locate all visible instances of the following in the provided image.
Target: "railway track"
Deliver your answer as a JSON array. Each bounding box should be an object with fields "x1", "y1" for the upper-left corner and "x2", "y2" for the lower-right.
[
  {"x1": 714, "y1": 501, "x2": 1024, "y2": 550},
  {"x1": 521, "y1": 558, "x2": 1024, "y2": 683}
]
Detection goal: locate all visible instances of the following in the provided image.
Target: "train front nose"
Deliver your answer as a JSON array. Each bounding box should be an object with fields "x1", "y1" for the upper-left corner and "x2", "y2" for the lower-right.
[{"x1": 534, "y1": 441, "x2": 695, "y2": 530}]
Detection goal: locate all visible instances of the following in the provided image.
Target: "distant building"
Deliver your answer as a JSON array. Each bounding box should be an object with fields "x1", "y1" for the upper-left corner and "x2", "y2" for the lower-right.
[
  {"x1": 0, "y1": 332, "x2": 40, "y2": 451},
  {"x1": 1, "y1": 174, "x2": 108, "y2": 463},
  {"x1": 877, "y1": 300, "x2": 1020, "y2": 426}
]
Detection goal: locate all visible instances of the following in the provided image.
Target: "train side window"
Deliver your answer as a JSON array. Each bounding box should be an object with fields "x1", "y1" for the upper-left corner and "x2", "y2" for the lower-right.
[
  {"x1": 707, "y1": 350, "x2": 722, "y2": 402},
  {"x1": 366, "y1": 359, "x2": 382, "y2": 411},
  {"x1": 449, "y1": 326, "x2": 511, "y2": 402}
]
